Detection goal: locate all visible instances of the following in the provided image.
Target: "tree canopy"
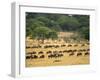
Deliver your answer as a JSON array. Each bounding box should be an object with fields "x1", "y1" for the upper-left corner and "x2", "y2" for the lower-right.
[{"x1": 26, "y1": 12, "x2": 89, "y2": 40}]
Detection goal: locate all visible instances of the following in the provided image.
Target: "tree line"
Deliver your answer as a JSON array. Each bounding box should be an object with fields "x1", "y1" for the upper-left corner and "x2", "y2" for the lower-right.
[{"x1": 26, "y1": 12, "x2": 89, "y2": 41}]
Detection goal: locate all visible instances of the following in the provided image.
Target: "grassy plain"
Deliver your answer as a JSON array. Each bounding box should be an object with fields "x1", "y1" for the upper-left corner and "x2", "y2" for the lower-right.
[{"x1": 25, "y1": 41, "x2": 89, "y2": 67}]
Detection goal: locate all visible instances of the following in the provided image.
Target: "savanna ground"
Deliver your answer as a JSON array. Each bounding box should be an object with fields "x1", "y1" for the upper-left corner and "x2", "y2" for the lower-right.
[{"x1": 26, "y1": 32, "x2": 89, "y2": 67}]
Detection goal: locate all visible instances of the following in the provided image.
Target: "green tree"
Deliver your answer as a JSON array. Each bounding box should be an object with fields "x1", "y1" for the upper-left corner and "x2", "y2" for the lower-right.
[
  {"x1": 74, "y1": 15, "x2": 89, "y2": 40},
  {"x1": 33, "y1": 26, "x2": 51, "y2": 43},
  {"x1": 57, "y1": 15, "x2": 80, "y2": 31},
  {"x1": 47, "y1": 30, "x2": 58, "y2": 39},
  {"x1": 79, "y1": 27, "x2": 89, "y2": 40},
  {"x1": 26, "y1": 19, "x2": 45, "y2": 37},
  {"x1": 73, "y1": 15, "x2": 89, "y2": 27},
  {"x1": 35, "y1": 16, "x2": 61, "y2": 31}
]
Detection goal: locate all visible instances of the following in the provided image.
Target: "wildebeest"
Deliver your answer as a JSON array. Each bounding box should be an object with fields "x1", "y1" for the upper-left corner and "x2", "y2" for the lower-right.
[
  {"x1": 38, "y1": 51, "x2": 43, "y2": 54},
  {"x1": 67, "y1": 50, "x2": 73, "y2": 53},
  {"x1": 32, "y1": 51, "x2": 36, "y2": 54},
  {"x1": 55, "y1": 45, "x2": 59, "y2": 48},
  {"x1": 38, "y1": 45, "x2": 42, "y2": 48},
  {"x1": 54, "y1": 53, "x2": 63, "y2": 58},
  {"x1": 48, "y1": 45, "x2": 53, "y2": 48},
  {"x1": 39, "y1": 55, "x2": 45, "y2": 58},
  {"x1": 77, "y1": 53, "x2": 82, "y2": 56},
  {"x1": 48, "y1": 54, "x2": 54, "y2": 58},
  {"x1": 82, "y1": 49, "x2": 86, "y2": 52},
  {"x1": 46, "y1": 51, "x2": 52, "y2": 54},
  {"x1": 44, "y1": 45, "x2": 48, "y2": 48},
  {"x1": 84, "y1": 52, "x2": 89, "y2": 56},
  {"x1": 32, "y1": 55, "x2": 38, "y2": 59},
  {"x1": 72, "y1": 49, "x2": 77, "y2": 52},
  {"x1": 67, "y1": 44, "x2": 72, "y2": 47},
  {"x1": 78, "y1": 49, "x2": 86, "y2": 52},
  {"x1": 59, "y1": 51, "x2": 62, "y2": 53},
  {"x1": 48, "y1": 53, "x2": 63, "y2": 58},
  {"x1": 78, "y1": 49, "x2": 82, "y2": 52},
  {"x1": 26, "y1": 46, "x2": 31, "y2": 48},
  {"x1": 26, "y1": 52, "x2": 33, "y2": 59},
  {"x1": 69, "y1": 52, "x2": 74, "y2": 56},
  {"x1": 44, "y1": 45, "x2": 53, "y2": 48},
  {"x1": 26, "y1": 56, "x2": 31, "y2": 59},
  {"x1": 74, "y1": 44, "x2": 78, "y2": 47},
  {"x1": 87, "y1": 49, "x2": 90, "y2": 51},
  {"x1": 26, "y1": 53, "x2": 38, "y2": 59},
  {"x1": 58, "y1": 54, "x2": 63, "y2": 57},
  {"x1": 61, "y1": 44, "x2": 66, "y2": 47},
  {"x1": 81, "y1": 44, "x2": 85, "y2": 47},
  {"x1": 63, "y1": 50, "x2": 68, "y2": 53},
  {"x1": 44, "y1": 45, "x2": 49, "y2": 48}
]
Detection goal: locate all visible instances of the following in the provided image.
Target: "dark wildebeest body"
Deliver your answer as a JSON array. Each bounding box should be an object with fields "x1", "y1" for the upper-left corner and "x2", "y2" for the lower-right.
[
  {"x1": 55, "y1": 45, "x2": 59, "y2": 48},
  {"x1": 39, "y1": 55, "x2": 45, "y2": 58},
  {"x1": 47, "y1": 51, "x2": 52, "y2": 54},
  {"x1": 38, "y1": 51, "x2": 43, "y2": 54},
  {"x1": 61, "y1": 44, "x2": 66, "y2": 47},
  {"x1": 77, "y1": 53, "x2": 82, "y2": 56},
  {"x1": 26, "y1": 46, "x2": 31, "y2": 48},
  {"x1": 26, "y1": 56, "x2": 31, "y2": 59},
  {"x1": 74, "y1": 44, "x2": 78, "y2": 47},
  {"x1": 32, "y1": 51, "x2": 36, "y2": 54},
  {"x1": 63, "y1": 50, "x2": 68, "y2": 53},
  {"x1": 87, "y1": 49, "x2": 90, "y2": 51},
  {"x1": 32, "y1": 55, "x2": 38, "y2": 59},
  {"x1": 67, "y1": 44, "x2": 72, "y2": 47},
  {"x1": 81, "y1": 44, "x2": 85, "y2": 47},
  {"x1": 59, "y1": 51, "x2": 62, "y2": 53},
  {"x1": 67, "y1": 50, "x2": 73, "y2": 53},
  {"x1": 69, "y1": 52, "x2": 74, "y2": 56},
  {"x1": 84, "y1": 52, "x2": 89, "y2": 56}
]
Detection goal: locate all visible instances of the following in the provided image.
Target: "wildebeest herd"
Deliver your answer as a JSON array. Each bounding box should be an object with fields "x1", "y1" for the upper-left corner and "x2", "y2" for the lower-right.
[
  {"x1": 25, "y1": 38, "x2": 90, "y2": 67},
  {"x1": 26, "y1": 43, "x2": 89, "y2": 59}
]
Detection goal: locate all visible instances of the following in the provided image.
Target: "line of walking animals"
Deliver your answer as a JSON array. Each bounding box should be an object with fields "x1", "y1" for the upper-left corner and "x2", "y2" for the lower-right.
[{"x1": 26, "y1": 43, "x2": 90, "y2": 61}]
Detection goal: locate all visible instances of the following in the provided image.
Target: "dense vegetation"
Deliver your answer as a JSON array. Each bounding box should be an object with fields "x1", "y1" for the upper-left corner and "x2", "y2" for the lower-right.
[{"x1": 26, "y1": 12, "x2": 89, "y2": 41}]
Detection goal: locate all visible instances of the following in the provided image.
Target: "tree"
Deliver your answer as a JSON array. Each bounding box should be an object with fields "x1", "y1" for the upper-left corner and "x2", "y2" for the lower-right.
[
  {"x1": 57, "y1": 15, "x2": 80, "y2": 31},
  {"x1": 74, "y1": 15, "x2": 89, "y2": 40},
  {"x1": 26, "y1": 19, "x2": 45, "y2": 37},
  {"x1": 26, "y1": 13, "x2": 89, "y2": 41},
  {"x1": 35, "y1": 16, "x2": 61, "y2": 31},
  {"x1": 31, "y1": 26, "x2": 58, "y2": 43},
  {"x1": 47, "y1": 30, "x2": 58, "y2": 39},
  {"x1": 79, "y1": 27, "x2": 89, "y2": 40},
  {"x1": 33, "y1": 26, "x2": 51, "y2": 43},
  {"x1": 49, "y1": 20, "x2": 62, "y2": 31},
  {"x1": 73, "y1": 15, "x2": 89, "y2": 27}
]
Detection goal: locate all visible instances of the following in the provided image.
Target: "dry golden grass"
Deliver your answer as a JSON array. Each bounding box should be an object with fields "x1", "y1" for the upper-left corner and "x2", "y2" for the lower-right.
[
  {"x1": 25, "y1": 40, "x2": 89, "y2": 67},
  {"x1": 26, "y1": 55, "x2": 89, "y2": 67},
  {"x1": 58, "y1": 32, "x2": 74, "y2": 38}
]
